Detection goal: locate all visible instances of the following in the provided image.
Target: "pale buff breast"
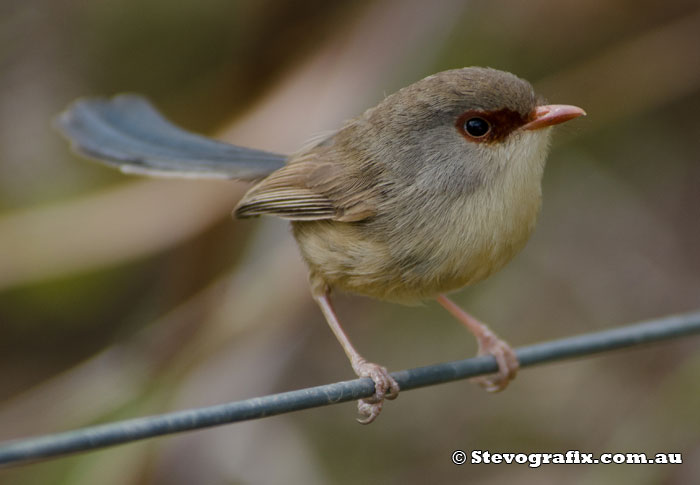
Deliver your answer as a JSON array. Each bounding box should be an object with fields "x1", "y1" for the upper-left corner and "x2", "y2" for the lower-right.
[
  {"x1": 293, "y1": 129, "x2": 551, "y2": 303},
  {"x1": 421, "y1": 129, "x2": 550, "y2": 293}
]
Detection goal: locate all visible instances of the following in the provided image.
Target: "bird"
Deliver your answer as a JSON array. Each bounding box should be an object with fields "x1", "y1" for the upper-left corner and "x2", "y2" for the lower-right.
[{"x1": 57, "y1": 67, "x2": 585, "y2": 424}]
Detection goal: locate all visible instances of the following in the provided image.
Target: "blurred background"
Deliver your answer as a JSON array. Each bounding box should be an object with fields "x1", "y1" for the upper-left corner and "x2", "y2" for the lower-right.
[{"x1": 1, "y1": 0, "x2": 699, "y2": 483}]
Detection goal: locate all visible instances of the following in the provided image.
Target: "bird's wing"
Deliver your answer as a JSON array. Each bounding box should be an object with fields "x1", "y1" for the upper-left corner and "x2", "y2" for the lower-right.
[
  {"x1": 234, "y1": 154, "x2": 379, "y2": 222},
  {"x1": 56, "y1": 94, "x2": 286, "y2": 181}
]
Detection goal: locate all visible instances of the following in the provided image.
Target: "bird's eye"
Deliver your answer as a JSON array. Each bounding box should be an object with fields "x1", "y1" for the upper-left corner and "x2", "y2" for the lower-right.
[{"x1": 464, "y1": 117, "x2": 490, "y2": 138}]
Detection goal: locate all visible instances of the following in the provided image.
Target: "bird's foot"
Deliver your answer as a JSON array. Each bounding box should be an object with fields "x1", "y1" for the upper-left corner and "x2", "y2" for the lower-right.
[
  {"x1": 352, "y1": 358, "x2": 399, "y2": 424},
  {"x1": 472, "y1": 328, "x2": 519, "y2": 392}
]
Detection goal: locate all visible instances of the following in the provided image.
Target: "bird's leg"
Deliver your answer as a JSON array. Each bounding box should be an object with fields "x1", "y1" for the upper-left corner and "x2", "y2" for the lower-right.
[
  {"x1": 436, "y1": 294, "x2": 519, "y2": 392},
  {"x1": 313, "y1": 289, "x2": 399, "y2": 424}
]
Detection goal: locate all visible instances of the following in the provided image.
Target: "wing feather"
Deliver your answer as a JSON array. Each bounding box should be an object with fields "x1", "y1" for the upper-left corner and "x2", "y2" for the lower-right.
[{"x1": 234, "y1": 153, "x2": 379, "y2": 222}]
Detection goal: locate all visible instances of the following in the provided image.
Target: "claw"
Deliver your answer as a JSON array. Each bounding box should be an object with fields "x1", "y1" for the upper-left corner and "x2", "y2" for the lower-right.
[
  {"x1": 357, "y1": 399, "x2": 383, "y2": 424},
  {"x1": 436, "y1": 294, "x2": 520, "y2": 392},
  {"x1": 313, "y1": 291, "x2": 400, "y2": 424},
  {"x1": 352, "y1": 358, "x2": 400, "y2": 424},
  {"x1": 471, "y1": 329, "x2": 519, "y2": 392}
]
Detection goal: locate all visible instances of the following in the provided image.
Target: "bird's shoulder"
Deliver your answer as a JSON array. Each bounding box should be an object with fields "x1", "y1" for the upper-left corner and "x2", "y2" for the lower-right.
[{"x1": 234, "y1": 131, "x2": 382, "y2": 222}]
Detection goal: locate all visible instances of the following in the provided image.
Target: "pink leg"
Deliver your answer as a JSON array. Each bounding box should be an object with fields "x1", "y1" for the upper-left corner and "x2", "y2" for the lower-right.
[
  {"x1": 436, "y1": 294, "x2": 519, "y2": 392},
  {"x1": 314, "y1": 291, "x2": 399, "y2": 424}
]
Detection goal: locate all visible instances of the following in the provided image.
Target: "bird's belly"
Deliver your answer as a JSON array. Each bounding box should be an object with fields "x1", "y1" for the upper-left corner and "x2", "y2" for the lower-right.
[{"x1": 292, "y1": 192, "x2": 539, "y2": 303}]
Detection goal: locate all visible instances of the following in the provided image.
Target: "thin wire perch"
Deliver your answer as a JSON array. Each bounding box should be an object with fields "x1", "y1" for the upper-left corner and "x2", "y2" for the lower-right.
[{"x1": 1, "y1": 310, "x2": 699, "y2": 467}]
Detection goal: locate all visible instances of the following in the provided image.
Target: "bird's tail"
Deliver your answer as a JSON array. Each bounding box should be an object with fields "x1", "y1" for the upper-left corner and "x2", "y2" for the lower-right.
[{"x1": 55, "y1": 94, "x2": 286, "y2": 181}]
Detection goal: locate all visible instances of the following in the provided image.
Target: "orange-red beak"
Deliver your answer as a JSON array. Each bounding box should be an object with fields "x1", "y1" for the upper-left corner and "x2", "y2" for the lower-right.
[{"x1": 522, "y1": 104, "x2": 586, "y2": 131}]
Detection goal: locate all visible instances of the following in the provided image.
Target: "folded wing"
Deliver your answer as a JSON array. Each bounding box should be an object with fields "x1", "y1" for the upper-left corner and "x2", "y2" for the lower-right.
[{"x1": 235, "y1": 155, "x2": 378, "y2": 222}]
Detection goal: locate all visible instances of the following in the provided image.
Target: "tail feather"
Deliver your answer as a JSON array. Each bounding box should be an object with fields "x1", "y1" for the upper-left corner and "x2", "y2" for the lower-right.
[{"x1": 56, "y1": 94, "x2": 286, "y2": 181}]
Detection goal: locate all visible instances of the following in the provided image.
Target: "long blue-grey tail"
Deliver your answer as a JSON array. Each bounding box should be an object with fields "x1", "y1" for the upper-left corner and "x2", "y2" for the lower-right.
[{"x1": 56, "y1": 94, "x2": 286, "y2": 181}]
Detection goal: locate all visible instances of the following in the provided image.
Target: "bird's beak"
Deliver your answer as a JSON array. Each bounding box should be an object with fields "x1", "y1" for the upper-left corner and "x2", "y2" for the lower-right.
[{"x1": 522, "y1": 104, "x2": 586, "y2": 131}]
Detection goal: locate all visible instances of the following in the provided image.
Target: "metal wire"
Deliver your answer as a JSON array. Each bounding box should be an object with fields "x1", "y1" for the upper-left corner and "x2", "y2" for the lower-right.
[{"x1": 1, "y1": 310, "x2": 699, "y2": 466}]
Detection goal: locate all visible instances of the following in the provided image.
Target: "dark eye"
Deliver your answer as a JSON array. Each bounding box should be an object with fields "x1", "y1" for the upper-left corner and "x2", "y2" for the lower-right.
[{"x1": 464, "y1": 117, "x2": 490, "y2": 138}]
